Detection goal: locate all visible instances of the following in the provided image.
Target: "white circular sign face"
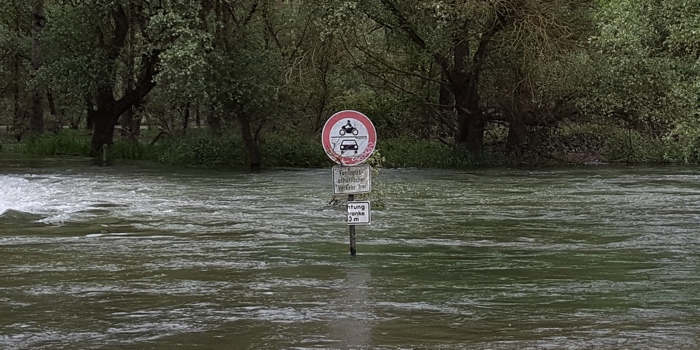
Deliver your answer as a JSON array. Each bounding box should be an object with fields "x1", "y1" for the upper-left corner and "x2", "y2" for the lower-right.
[{"x1": 321, "y1": 110, "x2": 377, "y2": 166}]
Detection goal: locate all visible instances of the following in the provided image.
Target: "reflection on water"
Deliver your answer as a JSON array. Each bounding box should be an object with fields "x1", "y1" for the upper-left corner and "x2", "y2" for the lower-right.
[
  {"x1": 0, "y1": 160, "x2": 699, "y2": 349},
  {"x1": 330, "y1": 269, "x2": 373, "y2": 349}
]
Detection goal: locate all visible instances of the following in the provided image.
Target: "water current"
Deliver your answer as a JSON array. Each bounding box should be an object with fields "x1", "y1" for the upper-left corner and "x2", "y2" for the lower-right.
[{"x1": 1, "y1": 156, "x2": 699, "y2": 349}]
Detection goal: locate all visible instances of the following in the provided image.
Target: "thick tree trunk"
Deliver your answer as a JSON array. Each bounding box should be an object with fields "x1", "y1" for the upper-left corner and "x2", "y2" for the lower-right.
[
  {"x1": 455, "y1": 109, "x2": 485, "y2": 151},
  {"x1": 237, "y1": 112, "x2": 262, "y2": 169},
  {"x1": 89, "y1": 84, "x2": 156, "y2": 155},
  {"x1": 453, "y1": 87, "x2": 485, "y2": 152},
  {"x1": 88, "y1": 49, "x2": 159, "y2": 155},
  {"x1": 91, "y1": 113, "x2": 119, "y2": 156},
  {"x1": 506, "y1": 116, "x2": 527, "y2": 155},
  {"x1": 29, "y1": 0, "x2": 45, "y2": 134},
  {"x1": 90, "y1": 88, "x2": 116, "y2": 156}
]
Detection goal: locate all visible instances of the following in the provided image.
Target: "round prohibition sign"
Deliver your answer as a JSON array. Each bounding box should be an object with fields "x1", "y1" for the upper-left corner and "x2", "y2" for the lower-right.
[{"x1": 321, "y1": 110, "x2": 377, "y2": 166}]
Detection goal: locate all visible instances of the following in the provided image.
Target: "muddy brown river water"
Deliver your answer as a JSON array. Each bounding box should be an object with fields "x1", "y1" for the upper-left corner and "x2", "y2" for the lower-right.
[{"x1": 1, "y1": 157, "x2": 699, "y2": 349}]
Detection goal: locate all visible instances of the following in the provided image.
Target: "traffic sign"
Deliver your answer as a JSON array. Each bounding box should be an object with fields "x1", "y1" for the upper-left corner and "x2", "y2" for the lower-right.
[
  {"x1": 321, "y1": 110, "x2": 377, "y2": 166},
  {"x1": 347, "y1": 201, "x2": 371, "y2": 225},
  {"x1": 333, "y1": 165, "x2": 371, "y2": 194}
]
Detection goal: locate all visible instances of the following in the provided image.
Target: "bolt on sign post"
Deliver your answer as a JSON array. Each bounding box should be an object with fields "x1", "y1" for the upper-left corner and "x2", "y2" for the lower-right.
[{"x1": 322, "y1": 110, "x2": 377, "y2": 256}]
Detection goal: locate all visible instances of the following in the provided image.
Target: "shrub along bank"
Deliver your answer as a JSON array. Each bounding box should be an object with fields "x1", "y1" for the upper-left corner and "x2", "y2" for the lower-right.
[{"x1": 3, "y1": 126, "x2": 700, "y2": 168}]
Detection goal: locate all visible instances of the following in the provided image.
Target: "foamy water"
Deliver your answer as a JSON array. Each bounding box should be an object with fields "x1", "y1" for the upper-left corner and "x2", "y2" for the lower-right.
[{"x1": 0, "y1": 175, "x2": 51, "y2": 215}]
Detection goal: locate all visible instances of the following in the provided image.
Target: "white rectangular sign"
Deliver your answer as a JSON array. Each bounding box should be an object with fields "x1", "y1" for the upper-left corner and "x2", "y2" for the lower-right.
[
  {"x1": 332, "y1": 165, "x2": 371, "y2": 194},
  {"x1": 347, "y1": 201, "x2": 371, "y2": 225}
]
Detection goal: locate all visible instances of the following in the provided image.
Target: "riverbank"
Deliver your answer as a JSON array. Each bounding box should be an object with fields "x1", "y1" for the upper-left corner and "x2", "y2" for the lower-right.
[{"x1": 1, "y1": 127, "x2": 695, "y2": 168}]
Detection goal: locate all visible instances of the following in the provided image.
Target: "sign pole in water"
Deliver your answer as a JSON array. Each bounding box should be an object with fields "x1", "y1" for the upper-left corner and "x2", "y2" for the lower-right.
[
  {"x1": 348, "y1": 194, "x2": 357, "y2": 255},
  {"x1": 321, "y1": 110, "x2": 377, "y2": 256}
]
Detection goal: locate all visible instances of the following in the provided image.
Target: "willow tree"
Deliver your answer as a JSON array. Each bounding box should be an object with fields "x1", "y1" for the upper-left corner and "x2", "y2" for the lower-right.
[
  {"x1": 40, "y1": 1, "x2": 199, "y2": 155},
  {"x1": 331, "y1": 0, "x2": 592, "y2": 152}
]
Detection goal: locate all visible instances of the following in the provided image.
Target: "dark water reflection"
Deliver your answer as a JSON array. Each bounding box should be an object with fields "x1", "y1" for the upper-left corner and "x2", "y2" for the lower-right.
[{"x1": 0, "y1": 159, "x2": 699, "y2": 349}]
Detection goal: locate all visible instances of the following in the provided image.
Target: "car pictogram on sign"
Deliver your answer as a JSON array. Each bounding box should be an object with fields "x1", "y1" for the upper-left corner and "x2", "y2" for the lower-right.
[{"x1": 339, "y1": 139, "x2": 359, "y2": 154}]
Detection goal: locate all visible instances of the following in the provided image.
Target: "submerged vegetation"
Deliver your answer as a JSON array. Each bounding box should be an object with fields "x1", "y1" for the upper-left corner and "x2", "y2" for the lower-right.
[{"x1": 1, "y1": 1, "x2": 699, "y2": 168}]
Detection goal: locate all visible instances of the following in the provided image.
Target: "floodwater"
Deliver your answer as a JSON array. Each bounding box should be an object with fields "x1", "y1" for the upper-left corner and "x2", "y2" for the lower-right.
[{"x1": 1, "y1": 157, "x2": 699, "y2": 349}]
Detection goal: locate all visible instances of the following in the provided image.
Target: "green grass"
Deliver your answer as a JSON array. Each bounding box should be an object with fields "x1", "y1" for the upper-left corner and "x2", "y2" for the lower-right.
[
  {"x1": 15, "y1": 132, "x2": 91, "y2": 156},
  {"x1": 7, "y1": 125, "x2": 699, "y2": 168}
]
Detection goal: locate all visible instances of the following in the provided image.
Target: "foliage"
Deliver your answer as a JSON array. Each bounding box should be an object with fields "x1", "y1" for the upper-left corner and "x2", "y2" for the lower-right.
[
  {"x1": 2, "y1": 0, "x2": 700, "y2": 167},
  {"x1": 15, "y1": 131, "x2": 90, "y2": 156},
  {"x1": 580, "y1": 0, "x2": 700, "y2": 139}
]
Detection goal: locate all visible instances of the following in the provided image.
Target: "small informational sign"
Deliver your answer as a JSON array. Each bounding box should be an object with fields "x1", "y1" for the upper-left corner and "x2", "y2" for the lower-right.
[
  {"x1": 332, "y1": 165, "x2": 371, "y2": 194},
  {"x1": 347, "y1": 201, "x2": 371, "y2": 225},
  {"x1": 321, "y1": 110, "x2": 377, "y2": 166}
]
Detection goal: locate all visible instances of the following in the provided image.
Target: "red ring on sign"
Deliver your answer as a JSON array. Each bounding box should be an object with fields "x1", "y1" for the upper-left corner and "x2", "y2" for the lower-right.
[{"x1": 321, "y1": 110, "x2": 377, "y2": 166}]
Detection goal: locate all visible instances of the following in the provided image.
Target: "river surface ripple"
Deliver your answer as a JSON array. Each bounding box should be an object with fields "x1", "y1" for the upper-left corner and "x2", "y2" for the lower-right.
[{"x1": 0, "y1": 160, "x2": 699, "y2": 349}]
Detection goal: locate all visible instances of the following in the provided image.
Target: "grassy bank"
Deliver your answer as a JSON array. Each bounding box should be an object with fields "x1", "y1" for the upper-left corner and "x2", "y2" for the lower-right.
[
  {"x1": 2, "y1": 131, "x2": 522, "y2": 168},
  {"x1": 3, "y1": 125, "x2": 699, "y2": 168}
]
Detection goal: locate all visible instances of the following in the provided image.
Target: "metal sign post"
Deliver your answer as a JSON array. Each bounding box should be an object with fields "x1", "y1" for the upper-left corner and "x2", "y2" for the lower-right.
[
  {"x1": 348, "y1": 194, "x2": 356, "y2": 255},
  {"x1": 322, "y1": 110, "x2": 377, "y2": 256}
]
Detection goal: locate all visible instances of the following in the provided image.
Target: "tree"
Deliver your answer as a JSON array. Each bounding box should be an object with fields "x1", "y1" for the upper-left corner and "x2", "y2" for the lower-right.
[
  {"x1": 0, "y1": 1, "x2": 31, "y2": 139},
  {"x1": 29, "y1": 0, "x2": 45, "y2": 134},
  {"x1": 581, "y1": 0, "x2": 700, "y2": 135},
  {"x1": 40, "y1": 1, "x2": 200, "y2": 155},
  {"x1": 324, "y1": 0, "x2": 592, "y2": 152}
]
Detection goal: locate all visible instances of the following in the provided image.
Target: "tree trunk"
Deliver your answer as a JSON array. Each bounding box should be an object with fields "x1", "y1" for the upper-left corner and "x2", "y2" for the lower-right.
[
  {"x1": 119, "y1": 5, "x2": 139, "y2": 141},
  {"x1": 455, "y1": 109, "x2": 485, "y2": 151},
  {"x1": 47, "y1": 90, "x2": 58, "y2": 116},
  {"x1": 12, "y1": 54, "x2": 23, "y2": 137},
  {"x1": 120, "y1": 106, "x2": 141, "y2": 140},
  {"x1": 453, "y1": 87, "x2": 484, "y2": 152},
  {"x1": 86, "y1": 96, "x2": 96, "y2": 130},
  {"x1": 29, "y1": 0, "x2": 45, "y2": 134},
  {"x1": 208, "y1": 104, "x2": 222, "y2": 136},
  {"x1": 91, "y1": 113, "x2": 119, "y2": 156},
  {"x1": 506, "y1": 115, "x2": 527, "y2": 155},
  {"x1": 195, "y1": 103, "x2": 201, "y2": 128},
  {"x1": 183, "y1": 102, "x2": 190, "y2": 133},
  {"x1": 237, "y1": 112, "x2": 262, "y2": 169},
  {"x1": 90, "y1": 87, "x2": 116, "y2": 155},
  {"x1": 88, "y1": 47, "x2": 159, "y2": 155}
]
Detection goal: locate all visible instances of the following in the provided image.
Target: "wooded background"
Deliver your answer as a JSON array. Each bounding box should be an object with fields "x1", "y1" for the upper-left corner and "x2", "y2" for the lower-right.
[{"x1": 1, "y1": 0, "x2": 699, "y2": 166}]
